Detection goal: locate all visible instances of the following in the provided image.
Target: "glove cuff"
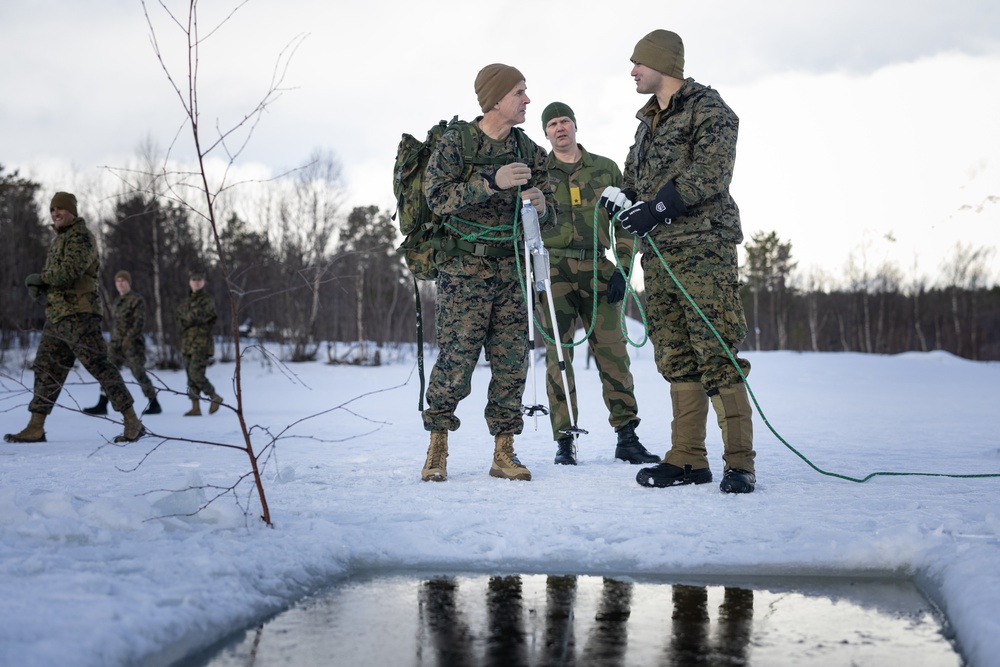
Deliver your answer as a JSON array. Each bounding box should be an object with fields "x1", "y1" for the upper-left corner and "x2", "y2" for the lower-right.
[{"x1": 652, "y1": 180, "x2": 688, "y2": 221}]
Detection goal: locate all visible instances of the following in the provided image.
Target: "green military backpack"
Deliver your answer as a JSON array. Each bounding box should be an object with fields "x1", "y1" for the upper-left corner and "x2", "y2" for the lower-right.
[
  {"x1": 391, "y1": 117, "x2": 532, "y2": 280},
  {"x1": 392, "y1": 117, "x2": 461, "y2": 281}
]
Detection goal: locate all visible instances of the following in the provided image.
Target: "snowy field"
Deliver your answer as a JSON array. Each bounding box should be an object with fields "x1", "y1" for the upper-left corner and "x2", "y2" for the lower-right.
[{"x1": 1, "y1": 338, "x2": 998, "y2": 666}]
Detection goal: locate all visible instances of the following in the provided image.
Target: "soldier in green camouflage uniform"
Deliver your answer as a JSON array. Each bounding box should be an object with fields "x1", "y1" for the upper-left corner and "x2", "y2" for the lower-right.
[
  {"x1": 83, "y1": 270, "x2": 161, "y2": 416},
  {"x1": 4, "y1": 192, "x2": 145, "y2": 444},
  {"x1": 175, "y1": 270, "x2": 223, "y2": 416},
  {"x1": 420, "y1": 63, "x2": 556, "y2": 483},
  {"x1": 600, "y1": 30, "x2": 757, "y2": 494},
  {"x1": 537, "y1": 101, "x2": 660, "y2": 467}
]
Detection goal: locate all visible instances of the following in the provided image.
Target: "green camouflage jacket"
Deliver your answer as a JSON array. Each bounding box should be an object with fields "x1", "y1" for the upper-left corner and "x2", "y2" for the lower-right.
[
  {"x1": 623, "y1": 79, "x2": 743, "y2": 248},
  {"x1": 424, "y1": 118, "x2": 556, "y2": 251},
  {"x1": 112, "y1": 290, "x2": 146, "y2": 352},
  {"x1": 175, "y1": 289, "x2": 217, "y2": 358},
  {"x1": 543, "y1": 145, "x2": 636, "y2": 270},
  {"x1": 39, "y1": 217, "x2": 101, "y2": 324}
]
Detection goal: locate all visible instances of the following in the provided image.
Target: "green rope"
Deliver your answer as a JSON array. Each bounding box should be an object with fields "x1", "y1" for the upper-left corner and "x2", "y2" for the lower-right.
[
  {"x1": 642, "y1": 235, "x2": 1000, "y2": 482},
  {"x1": 606, "y1": 205, "x2": 649, "y2": 348}
]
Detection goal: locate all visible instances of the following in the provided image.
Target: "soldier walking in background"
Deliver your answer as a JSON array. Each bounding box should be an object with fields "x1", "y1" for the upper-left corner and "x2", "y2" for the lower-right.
[
  {"x1": 4, "y1": 192, "x2": 145, "y2": 444},
  {"x1": 175, "y1": 269, "x2": 223, "y2": 416},
  {"x1": 83, "y1": 270, "x2": 161, "y2": 416},
  {"x1": 601, "y1": 30, "x2": 757, "y2": 493},
  {"x1": 419, "y1": 63, "x2": 557, "y2": 482},
  {"x1": 538, "y1": 101, "x2": 659, "y2": 467}
]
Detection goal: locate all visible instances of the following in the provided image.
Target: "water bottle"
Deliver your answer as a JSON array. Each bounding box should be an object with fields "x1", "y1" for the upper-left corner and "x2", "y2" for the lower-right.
[{"x1": 521, "y1": 198, "x2": 543, "y2": 252}]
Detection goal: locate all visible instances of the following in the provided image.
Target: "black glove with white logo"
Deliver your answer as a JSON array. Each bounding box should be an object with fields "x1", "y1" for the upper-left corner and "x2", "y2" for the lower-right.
[{"x1": 618, "y1": 181, "x2": 688, "y2": 237}]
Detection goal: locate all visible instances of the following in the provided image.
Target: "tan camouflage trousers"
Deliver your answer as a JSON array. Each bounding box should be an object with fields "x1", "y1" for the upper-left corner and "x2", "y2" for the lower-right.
[
  {"x1": 29, "y1": 313, "x2": 135, "y2": 415},
  {"x1": 110, "y1": 343, "x2": 156, "y2": 400},
  {"x1": 641, "y1": 241, "x2": 750, "y2": 390},
  {"x1": 535, "y1": 256, "x2": 639, "y2": 441},
  {"x1": 423, "y1": 263, "x2": 528, "y2": 436}
]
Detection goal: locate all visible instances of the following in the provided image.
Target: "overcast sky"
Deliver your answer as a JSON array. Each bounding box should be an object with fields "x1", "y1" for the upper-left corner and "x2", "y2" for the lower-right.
[{"x1": 2, "y1": 0, "x2": 999, "y2": 285}]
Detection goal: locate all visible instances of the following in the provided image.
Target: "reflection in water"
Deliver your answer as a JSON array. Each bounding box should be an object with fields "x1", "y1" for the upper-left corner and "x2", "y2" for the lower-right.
[
  {"x1": 419, "y1": 578, "x2": 473, "y2": 666},
  {"x1": 668, "y1": 584, "x2": 753, "y2": 666},
  {"x1": 186, "y1": 574, "x2": 961, "y2": 667}
]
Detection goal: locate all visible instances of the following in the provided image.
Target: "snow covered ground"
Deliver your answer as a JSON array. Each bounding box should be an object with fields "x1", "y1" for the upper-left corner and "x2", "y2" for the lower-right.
[{"x1": 1, "y1": 339, "x2": 998, "y2": 666}]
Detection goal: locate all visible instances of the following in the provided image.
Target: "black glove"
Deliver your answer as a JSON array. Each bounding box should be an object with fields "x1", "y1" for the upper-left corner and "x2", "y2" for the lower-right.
[
  {"x1": 25, "y1": 273, "x2": 47, "y2": 301},
  {"x1": 599, "y1": 186, "x2": 637, "y2": 218},
  {"x1": 618, "y1": 180, "x2": 688, "y2": 237},
  {"x1": 607, "y1": 267, "x2": 629, "y2": 304}
]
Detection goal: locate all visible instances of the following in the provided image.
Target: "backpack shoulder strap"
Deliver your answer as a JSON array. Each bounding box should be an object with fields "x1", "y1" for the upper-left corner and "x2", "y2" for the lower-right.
[{"x1": 511, "y1": 126, "x2": 533, "y2": 162}]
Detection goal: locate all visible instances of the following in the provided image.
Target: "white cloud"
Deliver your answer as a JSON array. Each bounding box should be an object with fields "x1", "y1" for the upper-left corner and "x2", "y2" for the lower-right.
[{"x1": 3, "y1": 0, "x2": 999, "y2": 285}]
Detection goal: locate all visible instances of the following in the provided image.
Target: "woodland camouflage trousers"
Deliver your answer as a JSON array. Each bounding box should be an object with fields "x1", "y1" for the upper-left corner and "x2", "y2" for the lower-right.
[
  {"x1": 641, "y1": 241, "x2": 751, "y2": 390},
  {"x1": 423, "y1": 262, "x2": 528, "y2": 436},
  {"x1": 29, "y1": 313, "x2": 135, "y2": 415}
]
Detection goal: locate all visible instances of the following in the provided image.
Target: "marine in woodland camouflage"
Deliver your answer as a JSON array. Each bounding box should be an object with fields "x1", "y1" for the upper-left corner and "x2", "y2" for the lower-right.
[
  {"x1": 175, "y1": 289, "x2": 218, "y2": 397},
  {"x1": 537, "y1": 145, "x2": 640, "y2": 440},
  {"x1": 110, "y1": 290, "x2": 156, "y2": 400},
  {"x1": 622, "y1": 79, "x2": 750, "y2": 388},
  {"x1": 623, "y1": 80, "x2": 743, "y2": 249},
  {"x1": 30, "y1": 218, "x2": 134, "y2": 414},
  {"x1": 423, "y1": 119, "x2": 556, "y2": 251},
  {"x1": 39, "y1": 217, "x2": 101, "y2": 323},
  {"x1": 421, "y1": 120, "x2": 556, "y2": 436}
]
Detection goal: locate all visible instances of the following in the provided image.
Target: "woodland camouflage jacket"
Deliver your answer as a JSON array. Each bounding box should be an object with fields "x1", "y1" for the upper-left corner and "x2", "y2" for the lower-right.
[
  {"x1": 623, "y1": 79, "x2": 743, "y2": 249},
  {"x1": 424, "y1": 118, "x2": 556, "y2": 251},
  {"x1": 112, "y1": 291, "x2": 146, "y2": 351},
  {"x1": 542, "y1": 145, "x2": 637, "y2": 271},
  {"x1": 39, "y1": 217, "x2": 101, "y2": 324},
  {"x1": 175, "y1": 289, "x2": 217, "y2": 359}
]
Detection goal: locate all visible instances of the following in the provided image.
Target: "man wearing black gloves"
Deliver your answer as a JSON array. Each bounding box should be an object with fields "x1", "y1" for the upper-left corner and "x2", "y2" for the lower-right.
[
  {"x1": 539, "y1": 102, "x2": 658, "y2": 466},
  {"x1": 600, "y1": 30, "x2": 757, "y2": 493}
]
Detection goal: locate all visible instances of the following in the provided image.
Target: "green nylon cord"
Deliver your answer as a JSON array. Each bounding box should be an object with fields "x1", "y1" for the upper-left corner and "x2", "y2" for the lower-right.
[{"x1": 640, "y1": 235, "x2": 1000, "y2": 482}]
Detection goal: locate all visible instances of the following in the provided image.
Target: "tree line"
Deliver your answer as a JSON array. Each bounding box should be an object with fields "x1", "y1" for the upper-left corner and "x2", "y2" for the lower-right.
[{"x1": 3, "y1": 165, "x2": 998, "y2": 364}]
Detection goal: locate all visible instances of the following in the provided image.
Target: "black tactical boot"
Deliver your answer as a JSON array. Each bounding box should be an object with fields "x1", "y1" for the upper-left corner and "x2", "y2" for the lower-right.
[
  {"x1": 142, "y1": 396, "x2": 162, "y2": 415},
  {"x1": 636, "y1": 462, "x2": 712, "y2": 488},
  {"x1": 553, "y1": 435, "x2": 577, "y2": 465},
  {"x1": 614, "y1": 420, "x2": 660, "y2": 464},
  {"x1": 83, "y1": 394, "x2": 109, "y2": 416},
  {"x1": 720, "y1": 469, "x2": 756, "y2": 494}
]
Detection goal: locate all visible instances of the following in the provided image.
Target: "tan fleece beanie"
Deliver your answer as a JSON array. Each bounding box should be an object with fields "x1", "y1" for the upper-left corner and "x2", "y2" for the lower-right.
[
  {"x1": 631, "y1": 30, "x2": 685, "y2": 78},
  {"x1": 475, "y1": 63, "x2": 525, "y2": 113}
]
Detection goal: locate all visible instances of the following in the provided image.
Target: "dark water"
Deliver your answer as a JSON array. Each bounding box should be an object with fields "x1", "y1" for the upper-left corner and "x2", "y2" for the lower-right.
[{"x1": 182, "y1": 572, "x2": 963, "y2": 666}]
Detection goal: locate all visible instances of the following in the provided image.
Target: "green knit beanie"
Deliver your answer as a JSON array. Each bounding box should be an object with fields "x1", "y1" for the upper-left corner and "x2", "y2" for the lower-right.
[{"x1": 541, "y1": 102, "x2": 576, "y2": 131}]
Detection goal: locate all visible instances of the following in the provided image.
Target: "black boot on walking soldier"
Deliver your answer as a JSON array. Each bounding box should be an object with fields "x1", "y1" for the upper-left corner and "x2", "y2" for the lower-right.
[
  {"x1": 142, "y1": 394, "x2": 162, "y2": 416},
  {"x1": 614, "y1": 420, "x2": 660, "y2": 464},
  {"x1": 83, "y1": 393, "x2": 109, "y2": 416}
]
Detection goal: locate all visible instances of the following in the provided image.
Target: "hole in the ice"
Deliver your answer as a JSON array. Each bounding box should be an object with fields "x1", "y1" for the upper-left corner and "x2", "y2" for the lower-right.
[{"x1": 178, "y1": 572, "x2": 963, "y2": 666}]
